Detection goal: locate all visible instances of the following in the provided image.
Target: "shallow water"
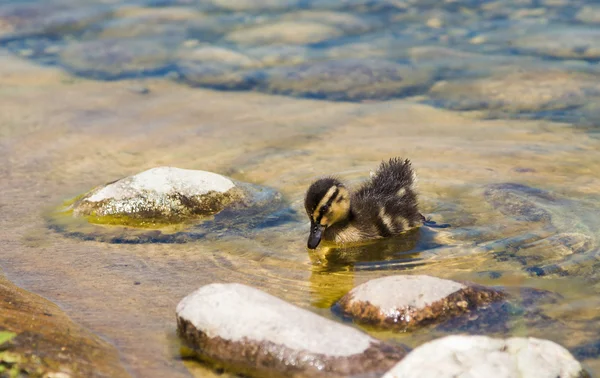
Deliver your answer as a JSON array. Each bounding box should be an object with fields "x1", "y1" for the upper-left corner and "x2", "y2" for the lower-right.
[{"x1": 1, "y1": 0, "x2": 600, "y2": 376}]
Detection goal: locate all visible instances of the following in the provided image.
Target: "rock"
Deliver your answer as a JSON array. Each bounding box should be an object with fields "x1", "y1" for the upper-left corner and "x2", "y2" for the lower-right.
[
  {"x1": 70, "y1": 167, "x2": 246, "y2": 226},
  {"x1": 176, "y1": 46, "x2": 261, "y2": 89},
  {"x1": 259, "y1": 59, "x2": 431, "y2": 101},
  {"x1": 280, "y1": 10, "x2": 374, "y2": 34},
  {"x1": 243, "y1": 45, "x2": 314, "y2": 67},
  {"x1": 49, "y1": 167, "x2": 285, "y2": 243},
  {"x1": 226, "y1": 20, "x2": 343, "y2": 45},
  {"x1": 382, "y1": 335, "x2": 587, "y2": 378},
  {"x1": 484, "y1": 183, "x2": 555, "y2": 223},
  {"x1": 208, "y1": 0, "x2": 301, "y2": 11},
  {"x1": 59, "y1": 38, "x2": 175, "y2": 80},
  {"x1": 0, "y1": 275, "x2": 129, "y2": 377},
  {"x1": 93, "y1": 6, "x2": 205, "y2": 41},
  {"x1": 176, "y1": 62, "x2": 258, "y2": 90},
  {"x1": 177, "y1": 283, "x2": 405, "y2": 377},
  {"x1": 428, "y1": 68, "x2": 600, "y2": 114},
  {"x1": 335, "y1": 275, "x2": 504, "y2": 331},
  {"x1": 178, "y1": 46, "x2": 259, "y2": 68},
  {"x1": 575, "y1": 6, "x2": 600, "y2": 24},
  {"x1": 512, "y1": 27, "x2": 600, "y2": 60},
  {"x1": 0, "y1": 3, "x2": 111, "y2": 40}
]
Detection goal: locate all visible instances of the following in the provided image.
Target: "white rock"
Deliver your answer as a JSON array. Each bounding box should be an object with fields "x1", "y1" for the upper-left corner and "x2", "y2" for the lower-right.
[
  {"x1": 86, "y1": 167, "x2": 235, "y2": 203},
  {"x1": 348, "y1": 275, "x2": 466, "y2": 313},
  {"x1": 383, "y1": 335, "x2": 585, "y2": 378},
  {"x1": 177, "y1": 283, "x2": 372, "y2": 356}
]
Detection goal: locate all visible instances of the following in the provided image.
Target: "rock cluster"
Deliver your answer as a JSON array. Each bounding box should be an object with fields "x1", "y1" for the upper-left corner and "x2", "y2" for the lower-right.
[{"x1": 176, "y1": 278, "x2": 587, "y2": 377}]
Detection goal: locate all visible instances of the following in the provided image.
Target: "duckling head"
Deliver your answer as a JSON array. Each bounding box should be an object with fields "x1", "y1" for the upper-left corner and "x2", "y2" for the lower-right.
[{"x1": 304, "y1": 177, "x2": 350, "y2": 249}]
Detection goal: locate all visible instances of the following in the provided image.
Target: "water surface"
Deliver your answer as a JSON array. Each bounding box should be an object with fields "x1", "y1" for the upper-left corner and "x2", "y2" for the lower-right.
[{"x1": 1, "y1": 0, "x2": 600, "y2": 376}]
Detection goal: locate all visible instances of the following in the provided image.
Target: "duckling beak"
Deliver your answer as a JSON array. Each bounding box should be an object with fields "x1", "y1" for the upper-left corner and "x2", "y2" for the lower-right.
[{"x1": 307, "y1": 222, "x2": 324, "y2": 249}]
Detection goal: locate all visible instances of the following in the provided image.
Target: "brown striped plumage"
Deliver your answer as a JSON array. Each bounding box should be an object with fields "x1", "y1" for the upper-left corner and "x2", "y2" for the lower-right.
[{"x1": 304, "y1": 158, "x2": 424, "y2": 249}]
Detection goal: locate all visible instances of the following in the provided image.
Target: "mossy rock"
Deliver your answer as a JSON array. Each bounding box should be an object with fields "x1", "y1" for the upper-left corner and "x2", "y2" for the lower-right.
[{"x1": 48, "y1": 167, "x2": 289, "y2": 243}]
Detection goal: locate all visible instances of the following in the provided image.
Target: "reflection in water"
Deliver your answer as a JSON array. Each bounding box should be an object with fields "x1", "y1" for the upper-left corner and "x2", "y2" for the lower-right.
[{"x1": 309, "y1": 227, "x2": 432, "y2": 308}]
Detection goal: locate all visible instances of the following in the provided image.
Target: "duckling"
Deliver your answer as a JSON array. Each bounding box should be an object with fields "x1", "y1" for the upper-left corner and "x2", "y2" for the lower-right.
[{"x1": 304, "y1": 158, "x2": 425, "y2": 249}]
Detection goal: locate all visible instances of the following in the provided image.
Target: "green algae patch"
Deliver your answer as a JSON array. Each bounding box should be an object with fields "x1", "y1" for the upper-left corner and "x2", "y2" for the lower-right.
[
  {"x1": 0, "y1": 332, "x2": 16, "y2": 346},
  {"x1": 0, "y1": 276, "x2": 129, "y2": 378}
]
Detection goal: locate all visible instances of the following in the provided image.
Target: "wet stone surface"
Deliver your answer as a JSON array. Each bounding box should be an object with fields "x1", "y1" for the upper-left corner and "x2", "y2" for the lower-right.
[
  {"x1": 258, "y1": 59, "x2": 432, "y2": 101},
  {"x1": 59, "y1": 38, "x2": 176, "y2": 80},
  {"x1": 176, "y1": 46, "x2": 260, "y2": 90},
  {"x1": 483, "y1": 183, "x2": 557, "y2": 223},
  {"x1": 428, "y1": 68, "x2": 600, "y2": 116},
  {"x1": 48, "y1": 167, "x2": 287, "y2": 243},
  {"x1": 0, "y1": 2, "x2": 112, "y2": 41},
  {"x1": 511, "y1": 28, "x2": 600, "y2": 60},
  {"x1": 335, "y1": 275, "x2": 505, "y2": 331},
  {"x1": 383, "y1": 335, "x2": 588, "y2": 378},
  {"x1": 0, "y1": 275, "x2": 129, "y2": 378},
  {"x1": 176, "y1": 283, "x2": 406, "y2": 377}
]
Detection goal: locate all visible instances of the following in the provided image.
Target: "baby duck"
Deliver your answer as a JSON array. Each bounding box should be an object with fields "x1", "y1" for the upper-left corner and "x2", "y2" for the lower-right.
[{"x1": 304, "y1": 158, "x2": 424, "y2": 249}]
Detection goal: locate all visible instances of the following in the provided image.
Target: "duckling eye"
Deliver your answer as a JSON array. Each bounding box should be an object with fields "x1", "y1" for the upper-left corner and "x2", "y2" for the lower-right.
[{"x1": 320, "y1": 204, "x2": 330, "y2": 213}]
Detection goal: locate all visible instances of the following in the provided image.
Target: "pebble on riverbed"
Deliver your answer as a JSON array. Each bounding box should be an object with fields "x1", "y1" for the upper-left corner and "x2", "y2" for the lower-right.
[
  {"x1": 335, "y1": 275, "x2": 505, "y2": 331},
  {"x1": 382, "y1": 335, "x2": 588, "y2": 378},
  {"x1": 59, "y1": 38, "x2": 175, "y2": 80},
  {"x1": 176, "y1": 283, "x2": 406, "y2": 377},
  {"x1": 258, "y1": 58, "x2": 432, "y2": 101},
  {"x1": 428, "y1": 68, "x2": 600, "y2": 115}
]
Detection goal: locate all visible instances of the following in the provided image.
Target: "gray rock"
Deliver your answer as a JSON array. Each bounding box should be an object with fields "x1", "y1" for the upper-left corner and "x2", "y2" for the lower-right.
[
  {"x1": 0, "y1": 3, "x2": 111, "y2": 40},
  {"x1": 176, "y1": 46, "x2": 261, "y2": 90},
  {"x1": 177, "y1": 283, "x2": 405, "y2": 377},
  {"x1": 512, "y1": 27, "x2": 600, "y2": 60},
  {"x1": 484, "y1": 183, "x2": 555, "y2": 223},
  {"x1": 59, "y1": 38, "x2": 175, "y2": 80},
  {"x1": 70, "y1": 167, "x2": 245, "y2": 226},
  {"x1": 383, "y1": 335, "x2": 587, "y2": 378},
  {"x1": 225, "y1": 20, "x2": 343, "y2": 45},
  {"x1": 428, "y1": 68, "x2": 600, "y2": 114},
  {"x1": 336, "y1": 275, "x2": 504, "y2": 331},
  {"x1": 575, "y1": 6, "x2": 600, "y2": 24},
  {"x1": 208, "y1": 0, "x2": 301, "y2": 12},
  {"x1": 260, "y1": 59, "x2": 432, "y2": 101}
]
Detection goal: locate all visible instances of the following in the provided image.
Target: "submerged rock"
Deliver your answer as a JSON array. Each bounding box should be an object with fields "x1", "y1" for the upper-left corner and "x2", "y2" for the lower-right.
[
  {"x1": 70, "y1": 167, "x2": 245, "y2": 225},
  {"x1": 335, "y1": 275, "x2": 504, "y2": 331},
  {"x1": 428, "y1": 69, "x2": 600, "y2": 114},
  {"x1": 512, "y1": 28, "x2": 600, "y2": 60},
  {"x1": 176, "y1": 283, "x2": 405, "y2": 377},
  {"x1": 260, "y1": 59, "x2": 431, "y2": 101},
  {"x1": 59, "y1": 38, "x2": 175, "y2": 80},
  {"x1": 383, "y1": 335, "x2": 587, "y2": 378},
  {"x1": 0, "y1": 3, "x2": 111, "y2": 41},
  {"x1": 50, "y1": 167, "x2": 286, "y2": 243},
  {"x1": 176, "y1": 46, "x2": 260, "y2": 90},
  {"x1": 226, "y1": 20, "x2": 343, "y2": 45},
  {"x1": 484, "y1": 183, "x2": 556, "y2": 223}
]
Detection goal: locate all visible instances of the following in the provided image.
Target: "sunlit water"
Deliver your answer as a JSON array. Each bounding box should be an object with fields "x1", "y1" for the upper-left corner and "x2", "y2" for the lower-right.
[{"x1": 1, "y1": 0, "x2": 600, "y2": 376}]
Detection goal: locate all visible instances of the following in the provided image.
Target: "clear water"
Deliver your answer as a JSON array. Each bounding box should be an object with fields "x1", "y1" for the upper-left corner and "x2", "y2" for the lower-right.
[{"x1": 1, "y1": 0, "x2": 600, "y2": 376}]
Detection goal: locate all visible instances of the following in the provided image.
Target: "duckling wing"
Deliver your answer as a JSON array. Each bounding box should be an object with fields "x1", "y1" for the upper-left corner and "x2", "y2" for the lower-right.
[{"x1": 353, "y1": 158, "x2": 422, "y2": 234}]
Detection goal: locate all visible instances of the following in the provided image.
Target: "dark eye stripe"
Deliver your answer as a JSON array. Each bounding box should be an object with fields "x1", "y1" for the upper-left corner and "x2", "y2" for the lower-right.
[{"x1": 316, "y1": 187, "x2": 339, "y2": 224}]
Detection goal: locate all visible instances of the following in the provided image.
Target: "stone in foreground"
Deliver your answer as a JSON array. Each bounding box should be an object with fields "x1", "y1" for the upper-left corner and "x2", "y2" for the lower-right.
[
  {"x1": 71, "y1": 166, "x2": 245, "y2": 225},
  {"x1": 383, "y1": 335, "x2": 588, "y2": 378},
  {"x1": 336, "y1": 275, "x2": 504, "y2": 331},
  {"x1": 176, "y1": 283, "x2": 405, "y2": 377}
]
